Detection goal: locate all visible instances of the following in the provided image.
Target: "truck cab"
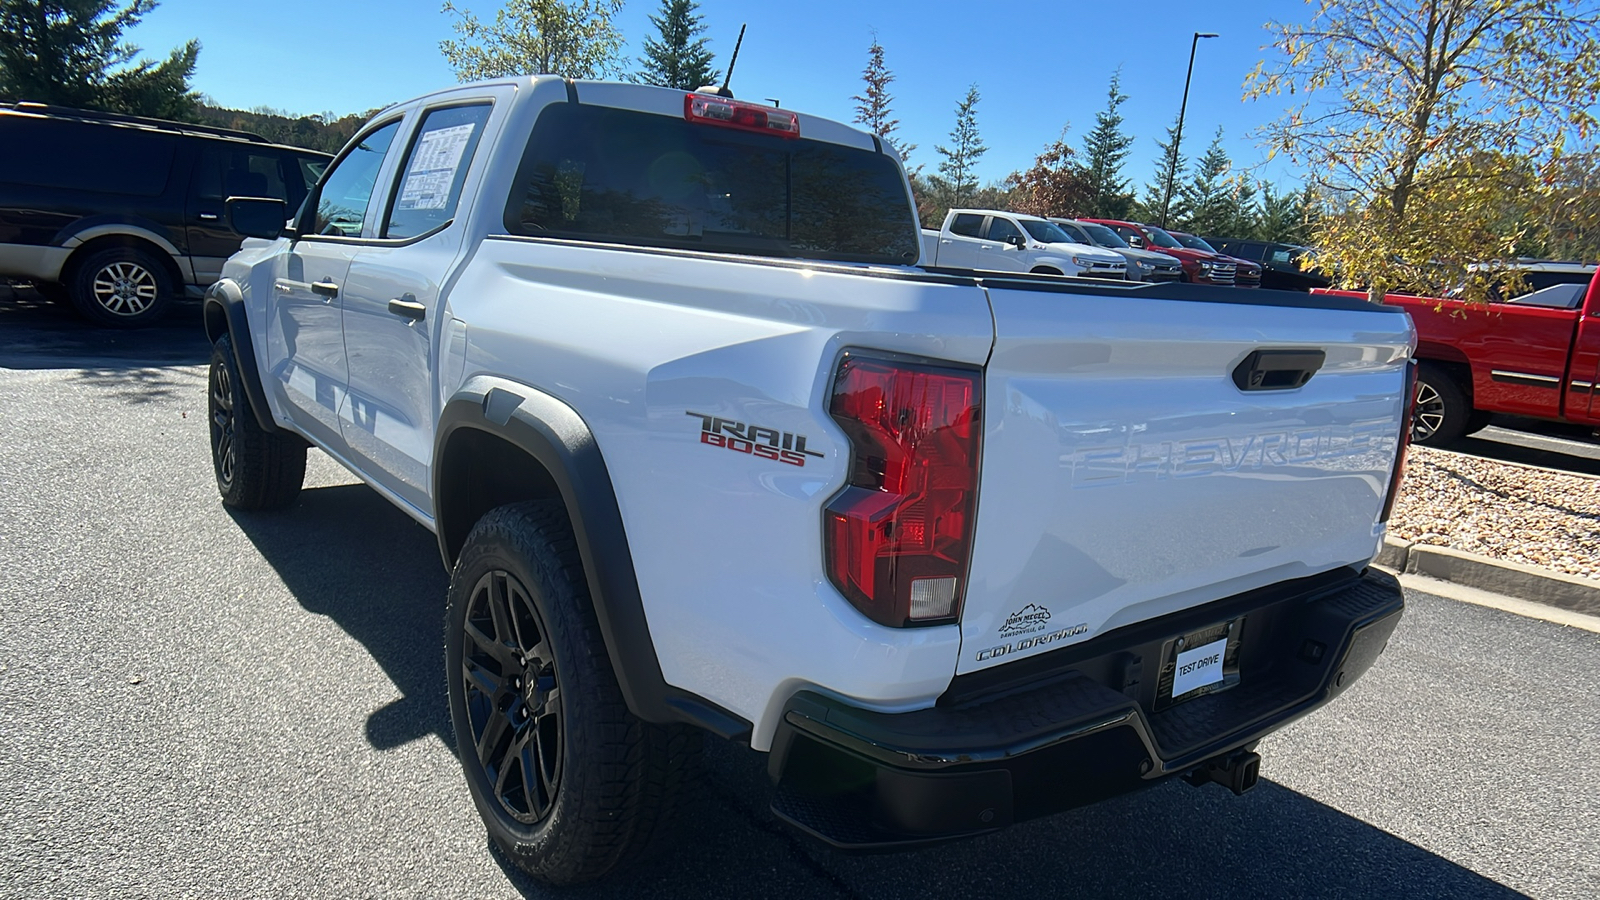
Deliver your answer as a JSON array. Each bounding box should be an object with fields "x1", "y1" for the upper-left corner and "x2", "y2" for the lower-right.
[{"x1": 924, "y1": 209, "x2": 1127, "y2": 279}]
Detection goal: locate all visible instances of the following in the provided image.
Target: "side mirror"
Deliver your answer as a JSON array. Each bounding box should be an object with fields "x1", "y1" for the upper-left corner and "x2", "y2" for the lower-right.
[
  {"x1": 227, "y1": 196, "x2": 289, "y2": 241},
  {"x1": 1005, "y1": 234, "x2": 1026, "y2": 248},
  {"x1": 1127, "y1": 235, "x2": 1145, "y2": 249}
]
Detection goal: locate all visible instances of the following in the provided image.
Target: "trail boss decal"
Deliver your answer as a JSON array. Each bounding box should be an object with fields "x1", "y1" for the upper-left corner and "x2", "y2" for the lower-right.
[{"x1": 687, "y1": 411, "x2": 824, "y2": 468}]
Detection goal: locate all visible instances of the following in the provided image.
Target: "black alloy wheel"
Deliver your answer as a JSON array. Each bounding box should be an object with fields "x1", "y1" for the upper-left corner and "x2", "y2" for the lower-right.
[
  {"x1": 208, "y1": 352, "x2": 237, "y2": 491},
  {"x1": 461, "y1": 569, "x2": 563, "y2": 824}
]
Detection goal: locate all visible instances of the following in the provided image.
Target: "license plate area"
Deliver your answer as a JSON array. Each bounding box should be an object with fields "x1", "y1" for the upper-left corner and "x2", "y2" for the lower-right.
[{"x1": 1153, "y1": 618, "x2": 1243, "y2": 711}]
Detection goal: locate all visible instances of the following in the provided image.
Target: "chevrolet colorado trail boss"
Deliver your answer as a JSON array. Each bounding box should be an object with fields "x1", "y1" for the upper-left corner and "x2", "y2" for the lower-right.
[{"x1": 202, "y1": 78, "x2": 1415, "y2": 885}]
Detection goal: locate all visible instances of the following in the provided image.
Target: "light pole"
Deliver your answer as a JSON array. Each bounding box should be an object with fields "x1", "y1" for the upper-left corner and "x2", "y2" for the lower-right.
[{"x1": 1160, "y1": 31, "x2": 1218, "y2": 229}]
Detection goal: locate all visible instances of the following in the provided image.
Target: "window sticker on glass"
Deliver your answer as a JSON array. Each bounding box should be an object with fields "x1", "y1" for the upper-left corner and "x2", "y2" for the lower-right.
[{"x1": 398, "y1": 123, "x2": 476, "y2": 211}]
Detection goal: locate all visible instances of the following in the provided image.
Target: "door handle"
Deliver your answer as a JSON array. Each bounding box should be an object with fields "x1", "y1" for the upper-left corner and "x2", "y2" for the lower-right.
[
  {"x1": 387, "y1": 297, "x2": 427, "y2": 321},
  {"x1": 199, "y1": 212, "x2": 220, "y2": 221},
  {"x1": 310, "y1": 280, "x2": 339, "y2": 298}
]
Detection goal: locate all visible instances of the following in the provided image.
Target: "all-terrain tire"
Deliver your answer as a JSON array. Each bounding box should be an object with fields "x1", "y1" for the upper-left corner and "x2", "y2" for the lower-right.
[
  {"x1": 1412, "y1": 361, "x2": 1473, "y2": 446},
  {"x1": 67, "y1": 245, "x2": 176, "y2": 328},
  {"x1": 445, "y1": 502, "x2": 700, "y2": 886},
  {"x1": 208, "y1": 334, "x2": 306, "y2": 509}
]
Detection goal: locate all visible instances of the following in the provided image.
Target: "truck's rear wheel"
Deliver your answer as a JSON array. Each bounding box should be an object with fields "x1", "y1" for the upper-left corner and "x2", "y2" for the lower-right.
[
  {"x1": 445, "y1": 502, "x2": 699, "y2": 885},
  {"x1": 1412, "y1": 362, "x2": 1472, "y2": 446}
]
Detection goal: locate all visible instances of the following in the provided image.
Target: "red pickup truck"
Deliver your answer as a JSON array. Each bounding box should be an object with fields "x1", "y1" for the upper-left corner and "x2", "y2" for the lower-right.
[{"x1": 1319, "y1": 262, "x2": 1600, "y2": 445}]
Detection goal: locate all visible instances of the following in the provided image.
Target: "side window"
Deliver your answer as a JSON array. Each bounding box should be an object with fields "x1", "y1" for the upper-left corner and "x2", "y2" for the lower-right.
[
  {"x1": 195, "y1": 146, "x2": 289, "y2": 202},
  {"x1": 986, "y1": 217, "x2": 1021, "y2": 243},
  {"x1": 949, "y1": 214, "x2": 984, "y2": 238},
  {"x1": 308, "y1": 119, "x2": 402, "y2": 238},
  {"x1": 1057, "y1": 222, "x2": 1086, "y2": 242},
  {"x1": 1268, "y1": 247, "x2": 1294, "y2": 265},
  {"x1": 1114, "y1": 225, "x2": 1141, "y2": 243},
  {"x1": 0, "y1": 117, "x2": 175, "y2": 196},
  {"x1": 384, "y1": 104, "x2": 492, "y2": 239}
]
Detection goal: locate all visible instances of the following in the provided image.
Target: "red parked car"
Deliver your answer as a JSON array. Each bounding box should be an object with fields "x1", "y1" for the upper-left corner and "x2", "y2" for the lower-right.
[
  {"x1": 1317, "y1": 262, "x2": 1600, "y2": 444},
  {"x1": 1165, "y1": 231, "x2": 1262, "y2": 288},
  {"x1": 1080, "y1": 218, "x2": 1244, "y2": 286}
]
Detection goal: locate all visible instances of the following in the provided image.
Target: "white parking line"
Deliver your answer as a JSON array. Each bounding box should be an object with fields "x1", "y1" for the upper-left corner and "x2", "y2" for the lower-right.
[{"x1": 1399, "y1": 572, "x2": 1600, "y2": 634}]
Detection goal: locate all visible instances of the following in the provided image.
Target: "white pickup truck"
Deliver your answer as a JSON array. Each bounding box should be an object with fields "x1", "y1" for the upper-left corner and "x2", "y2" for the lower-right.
[
  {"x1": 202, "y1": 77, "x2": 1415, "y2": 885},
  {"x1": 921, "y1": 208, "x2": 1128, "y2": 278}
]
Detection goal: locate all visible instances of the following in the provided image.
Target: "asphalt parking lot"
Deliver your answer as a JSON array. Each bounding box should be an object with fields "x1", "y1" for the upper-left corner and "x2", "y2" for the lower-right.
[{"x1": 2, "y1": 294, "x2": 1598, "y2": 899}]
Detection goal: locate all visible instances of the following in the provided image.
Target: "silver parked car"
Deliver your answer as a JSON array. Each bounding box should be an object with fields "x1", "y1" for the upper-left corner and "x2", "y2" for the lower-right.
[{"x1": 1051, "y1": 218, "x2": 1184, "y2": 282}]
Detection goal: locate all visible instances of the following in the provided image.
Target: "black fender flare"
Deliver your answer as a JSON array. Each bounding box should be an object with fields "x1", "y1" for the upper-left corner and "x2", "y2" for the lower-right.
[
  {"x1": 202, "y1": 279, "x2": 280, "y2": 434},
  {"x1": 434, "y1": 376, "x2": 752, "y2": 743}
]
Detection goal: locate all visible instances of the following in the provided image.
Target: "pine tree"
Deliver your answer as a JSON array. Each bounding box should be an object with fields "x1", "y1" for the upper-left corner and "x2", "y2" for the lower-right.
[
  {"x1": 852, "y1": 34, "x2": 915, "y2": 169},
  {"x1": 635, "y1": 0, "x2": 718, "y2": 90},
  {"x1": 0, "y1": 0, "x2": 200, "y2": 120},
  {"x1": 1177, "y1": 128, "x2": 1233, "y2": 234},
  {"x1": 1081, "y1": 70, "x2": 1134, "y2": 219},
  {"x1": 934, "y1": 85, "x2": 986, "y2": 209},
  {"x1": 1135, "y1": 114, "x2": 1188, "y2": 225}
]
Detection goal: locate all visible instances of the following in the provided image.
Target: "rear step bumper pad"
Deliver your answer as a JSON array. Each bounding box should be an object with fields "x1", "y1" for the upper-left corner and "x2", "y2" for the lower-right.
[{"x1": 767, "y1": 567, "x2": 1404, "y2": 851}]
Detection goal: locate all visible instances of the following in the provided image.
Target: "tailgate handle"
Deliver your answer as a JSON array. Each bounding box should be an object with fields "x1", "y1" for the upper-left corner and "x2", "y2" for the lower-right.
[{"x1": 1232, "y1": 349, "x2": 1326, "y2": 391}]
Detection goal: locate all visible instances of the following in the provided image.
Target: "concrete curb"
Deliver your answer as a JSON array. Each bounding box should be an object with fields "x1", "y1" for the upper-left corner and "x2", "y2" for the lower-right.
[{"x1": 1377, "y1": 536, "x2": 1600, "y2": 617}]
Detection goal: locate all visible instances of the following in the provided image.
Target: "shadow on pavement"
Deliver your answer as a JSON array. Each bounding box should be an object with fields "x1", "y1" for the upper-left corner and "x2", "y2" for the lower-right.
[
  {"x1": 226, "y1": 482, "x2": 451, "y2": 751},
  {"x1": 506, "y1": 737, "x2": 1522, "y2": 899},
  {"x1": 0, "y1": 284, "x2": 210, "y2": 369},
  {"x1": 1442, "y1": 427, "x2": 1600, "y2": 477},
  {"x1": 228, "y1": 486, "x2": 1518, "y2": 899}
]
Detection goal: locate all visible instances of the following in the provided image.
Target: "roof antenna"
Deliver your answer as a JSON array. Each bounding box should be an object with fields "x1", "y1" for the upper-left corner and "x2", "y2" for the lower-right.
[{"x1": 697, "y1": 23, "x2": 745, "y2": 98}]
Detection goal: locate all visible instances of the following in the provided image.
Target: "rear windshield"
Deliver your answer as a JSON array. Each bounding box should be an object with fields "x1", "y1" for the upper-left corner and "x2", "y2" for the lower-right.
[{"x1": 504, "y1": 103, "x2": 918, "y2": 265}]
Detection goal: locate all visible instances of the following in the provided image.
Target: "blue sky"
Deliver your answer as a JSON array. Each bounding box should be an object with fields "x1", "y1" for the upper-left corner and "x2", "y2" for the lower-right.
[{"x1": 124, "y1": 0, "x2": 1312, "y2": 190}]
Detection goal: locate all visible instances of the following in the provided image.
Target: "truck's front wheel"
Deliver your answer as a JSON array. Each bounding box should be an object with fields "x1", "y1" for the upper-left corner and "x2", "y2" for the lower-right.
[
  {"x1": 445, "y1": 502, "x2": 698, "y2": 885},
  {"x1": 208, "y1": 335, "x2": 306, "y2": 509},
  {"x1": 1412, "y1": 362, "x2": 1473, "y2": 446}
]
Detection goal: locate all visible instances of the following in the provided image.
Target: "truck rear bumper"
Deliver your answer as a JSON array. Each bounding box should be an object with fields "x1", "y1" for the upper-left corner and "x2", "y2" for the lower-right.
[{"x1": 767, "y1": 566, "x2": 1403, "y2": 851}]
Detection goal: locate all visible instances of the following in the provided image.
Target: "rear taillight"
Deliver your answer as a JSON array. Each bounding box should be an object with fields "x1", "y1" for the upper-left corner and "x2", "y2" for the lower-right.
[
  {"x1": 684, "y1": 93, "x2": 799, "y2": 138},
  {"x1": 1379, "y1": 360, "x2": 1417, "y2": 523},
  {"x1": 824, "y1": 355, "x2": 981, "y2": 627}
]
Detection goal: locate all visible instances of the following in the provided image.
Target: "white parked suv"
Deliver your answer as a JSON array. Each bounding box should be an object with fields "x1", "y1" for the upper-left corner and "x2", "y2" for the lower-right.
[
  {"x1": 921, "y1": 209, "x2": 1128, "y2": 278},
  {"x1": 202, "y1": 77, "x2": 1416, "y2": 885}
]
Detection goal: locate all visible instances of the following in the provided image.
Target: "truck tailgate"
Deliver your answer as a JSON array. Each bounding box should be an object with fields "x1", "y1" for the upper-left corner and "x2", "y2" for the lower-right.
[{"x1": 959, "y1": 283, "x2": 1413, "y2": 674}]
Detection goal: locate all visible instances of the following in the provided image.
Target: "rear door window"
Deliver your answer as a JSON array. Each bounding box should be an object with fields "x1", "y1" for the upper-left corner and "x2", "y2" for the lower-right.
[
  {"x1": 949, "y1": 214, "x2": 984, "y2": 238},
  {"x1": 0, "y1": 115, "x2": 175, "y2": 196},
  {"x1": 384, "y1": 104, "x2": 491, "y2": 239},
  {"x1": 504, "y1": 103, "x2": 918, "y2": 265}
]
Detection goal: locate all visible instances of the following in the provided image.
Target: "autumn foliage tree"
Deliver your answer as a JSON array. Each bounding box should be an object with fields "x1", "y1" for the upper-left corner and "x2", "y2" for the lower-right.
[
  {"x1": 852, "y1": 34, "x2": 915, "y2": 169},
  {"x1": 440, "y1": 0, "x2": 626, "y2": 81},
  {"x1": 1007, "y1": 129, "x2": 1093, "y2": 218},
  {"x1": 1249, "y1": 0, "x2": 1600, "y2": 301}
]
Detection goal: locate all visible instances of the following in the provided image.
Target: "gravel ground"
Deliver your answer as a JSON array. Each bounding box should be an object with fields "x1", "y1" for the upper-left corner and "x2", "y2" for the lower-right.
[{"x1": 1390, "y1": 445, "x2": 1600, "y2": 579}]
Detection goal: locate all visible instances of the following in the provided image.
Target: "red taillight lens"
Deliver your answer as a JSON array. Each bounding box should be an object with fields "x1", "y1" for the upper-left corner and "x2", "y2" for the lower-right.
[
  {"x1": 684, "y1": 93, "x2": 800, "y2": 138},
  {"x1": 1379, "y1": 360, "x2": 1417, "y2": 523},
  {"x1": 824, "y1": 355, "x2": 981, "y2": 627}
]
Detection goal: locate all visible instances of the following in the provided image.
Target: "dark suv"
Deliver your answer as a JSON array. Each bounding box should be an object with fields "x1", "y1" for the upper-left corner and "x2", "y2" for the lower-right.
[
  {"x1": 0, "y1": 103, "x2": 331, "y2": 326},
  {"x1": 1204, "y1": 239, "x2": 1331, "y2": 292}
]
